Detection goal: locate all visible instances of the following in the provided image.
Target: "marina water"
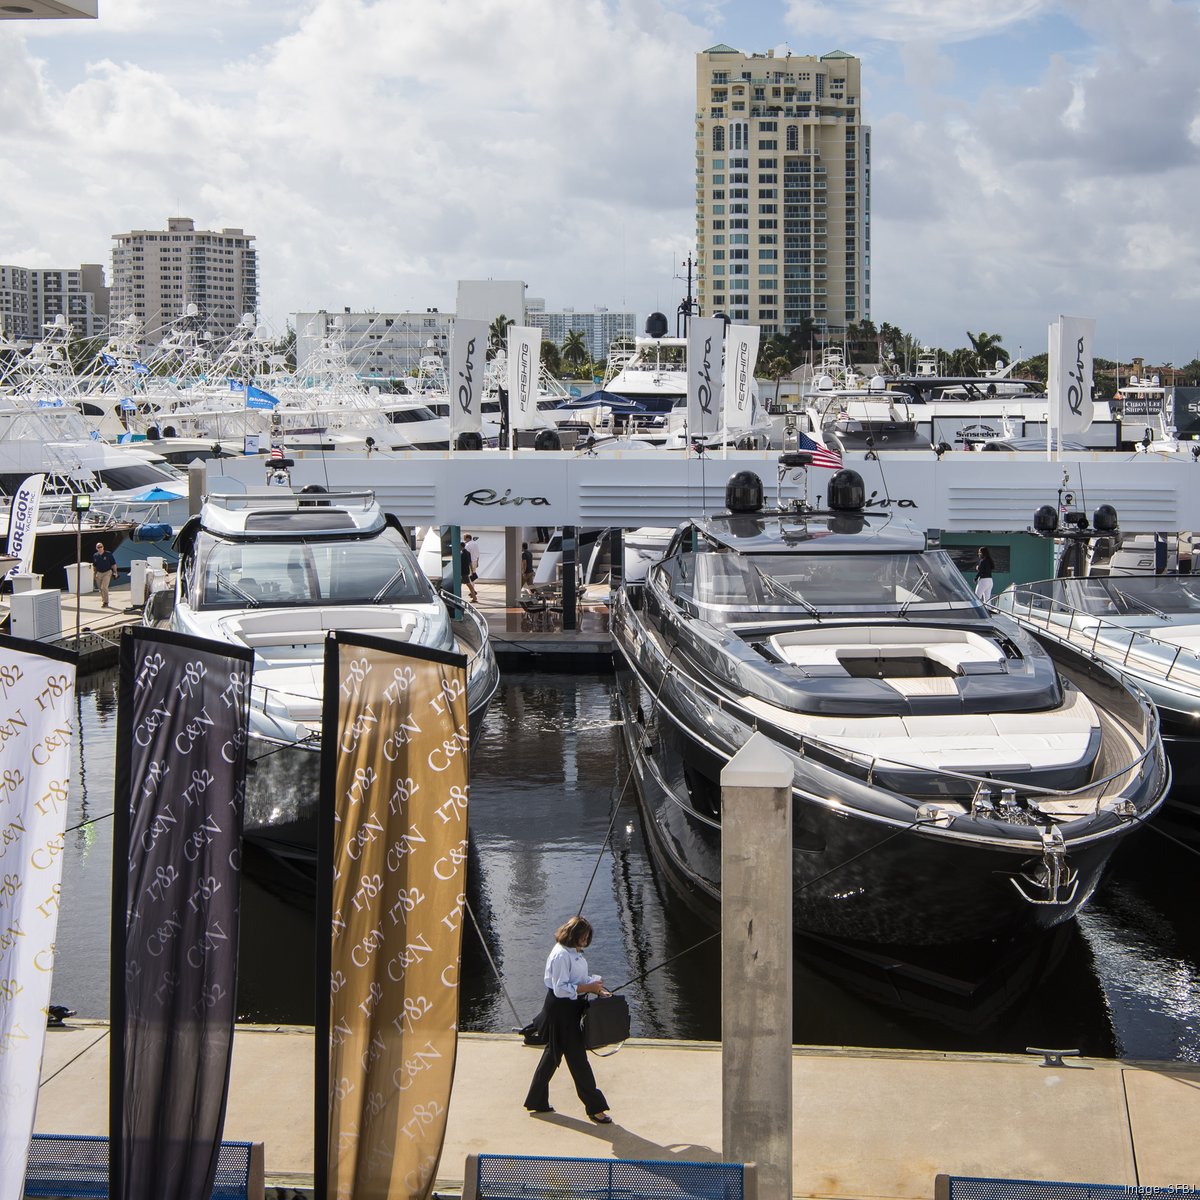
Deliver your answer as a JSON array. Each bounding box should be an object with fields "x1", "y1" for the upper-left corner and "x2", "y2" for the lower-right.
[{"x1": 52, "y1": 668, "x2": 1200, "y2": 1060}]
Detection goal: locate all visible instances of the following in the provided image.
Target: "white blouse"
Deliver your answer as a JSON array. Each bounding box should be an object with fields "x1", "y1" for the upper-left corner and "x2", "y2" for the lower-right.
[{"x1": 544, "y1": 942, "x2": 600, "y2": 1000}]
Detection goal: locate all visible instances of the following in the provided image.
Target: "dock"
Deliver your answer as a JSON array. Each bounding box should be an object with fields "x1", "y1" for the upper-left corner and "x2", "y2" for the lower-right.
[
  {"x1": 36, "y1": 1022, "x2": 1200, "y2": 1198},
  {"x1": 2, "y1": 575, "x2": 614, "y2": 674}
]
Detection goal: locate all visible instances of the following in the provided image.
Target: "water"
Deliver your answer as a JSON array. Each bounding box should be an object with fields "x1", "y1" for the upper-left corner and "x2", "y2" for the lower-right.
[{"x1": 52, "y1": 669, "x2": 1200, "y2": 1061}]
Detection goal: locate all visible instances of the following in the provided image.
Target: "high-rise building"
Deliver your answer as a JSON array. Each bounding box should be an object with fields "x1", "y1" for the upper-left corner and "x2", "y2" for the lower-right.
[
  {"x1": 695, "y1": 45, "x2": 870, "y2": 338},
  {"x1": 110, "y1": 216, "x2": 258, "y2": 344},
  {"x1": 293, "y1": 309, "x2": 453, "y2": 382},
  {"x1": 525, "y1": 303, "x2": 636, "y2": 361},
  {"x1": 0, "y1": 262, "x2": 108, "y2": 341}
]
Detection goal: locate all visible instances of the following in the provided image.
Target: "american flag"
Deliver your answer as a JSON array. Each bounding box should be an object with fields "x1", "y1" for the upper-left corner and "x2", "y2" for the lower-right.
[
  {"x1": 798, "y1": 431, "x2": 843, "y2": 470},
  {"x1": 270, "y1": 444, "x2": 284, "y2": 461}
]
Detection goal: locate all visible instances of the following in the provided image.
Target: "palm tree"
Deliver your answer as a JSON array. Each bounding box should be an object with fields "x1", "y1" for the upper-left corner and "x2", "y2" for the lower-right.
[
  {"x1": 488, "y1": 313, "x2": 515, "y2": 359},
  {"x1": 966, "y1": 330, "x2": 1009, "y2": 373},
  {"x1": 562, "y1": 329, "x2": 589, "y2": 374},
  {"x1": 763, "y1": 354, "x2": 793, "y2": 413},
  {"x1": 540, "y1": 340, "x2": 562, "y2": 376}
]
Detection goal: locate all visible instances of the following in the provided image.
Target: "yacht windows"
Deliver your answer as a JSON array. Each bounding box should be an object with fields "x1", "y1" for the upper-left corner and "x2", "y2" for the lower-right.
[
  {"x1": 673, "y1": 546, "x2": 980, "y2": 615},
  {"x1": 96, "y1": 464, "x2": 182, "y2": 489},
  {"x1": 194, "y1": 527, "x2": 433, "y2": 610}
]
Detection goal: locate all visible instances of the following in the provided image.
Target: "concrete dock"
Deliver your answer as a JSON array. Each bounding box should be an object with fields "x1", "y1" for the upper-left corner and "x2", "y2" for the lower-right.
[{"x1": 36, "y1": 1022, "x2": 1200, "y2": 1197}]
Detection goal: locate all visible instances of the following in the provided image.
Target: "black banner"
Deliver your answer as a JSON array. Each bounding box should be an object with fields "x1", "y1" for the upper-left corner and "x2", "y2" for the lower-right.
[{"x1": 109, "y1": 627, "x2": 253, "y2": 1200}]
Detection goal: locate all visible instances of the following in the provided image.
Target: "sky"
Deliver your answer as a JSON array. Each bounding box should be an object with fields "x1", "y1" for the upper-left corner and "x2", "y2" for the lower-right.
[{"x1": 2, "y1": 0, "x2": 1199, "y2": 363}]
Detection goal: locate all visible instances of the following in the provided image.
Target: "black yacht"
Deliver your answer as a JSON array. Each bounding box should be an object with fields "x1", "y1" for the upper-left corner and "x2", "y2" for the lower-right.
[{"x1": 611, "y1": 462, "x2": 1168, "y2": 948}]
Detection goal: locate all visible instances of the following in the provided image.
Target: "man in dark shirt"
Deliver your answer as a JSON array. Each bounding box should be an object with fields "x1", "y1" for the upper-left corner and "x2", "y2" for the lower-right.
[
  {"x1": 91, "y1": 542, "x2": 118, "y2": 607},
  {"x1": 521, "y1": 541, "x2": 535, "y2": 587}
]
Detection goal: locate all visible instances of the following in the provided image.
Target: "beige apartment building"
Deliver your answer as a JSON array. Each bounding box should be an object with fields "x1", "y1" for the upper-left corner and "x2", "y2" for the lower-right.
[
  {"x1": 110, "y1": 217, "x2": 258, "y2": 344},
  {"x1": 0, "y1": 262, "x2": 108, "y2": 341},
  {"x1": 695, "y1": 45, "x2": 870, "y2": 338}
]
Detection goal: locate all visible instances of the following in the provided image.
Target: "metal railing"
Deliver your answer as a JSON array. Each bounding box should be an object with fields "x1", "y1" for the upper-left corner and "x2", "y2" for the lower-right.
[{"x1": 1000, "y1": 584, "x2": 1200, "y2": 687}]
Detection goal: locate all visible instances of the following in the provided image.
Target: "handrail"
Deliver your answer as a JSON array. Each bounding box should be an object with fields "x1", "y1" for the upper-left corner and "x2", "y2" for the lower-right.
[{"x1": 1000, "y1": 583, "x2": 1200, "y2": 686}]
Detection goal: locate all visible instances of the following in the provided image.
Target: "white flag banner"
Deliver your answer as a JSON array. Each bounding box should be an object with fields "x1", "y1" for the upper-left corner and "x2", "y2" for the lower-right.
[
  {"x1": 507, "y1": 325, "x2": 543, "y2": 433},
  {"x1": 1049, "y1": 315, "x2": 1096, "y2": 436},
  {"x1": 0, "y1": 638, "x2": 77, "y2": 1200},
  {"x1": 449, "y1": 319, "x2": 487, "y2": 444},
  {"x1": 687, "y1": 318, "x2": 726, "y2": 441},
  {"x1": 722, "y1": 323, "x2": 761, "y2": 432},
  {"x1": 7, "y1": 475, "x2": 45, "y2": 577}
]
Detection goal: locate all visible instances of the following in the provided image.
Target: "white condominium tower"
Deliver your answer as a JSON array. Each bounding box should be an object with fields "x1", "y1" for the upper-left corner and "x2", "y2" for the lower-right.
[
  {"x1": 110, "y1": 216, "x2": 258, "y2": 344},
  {"x1": 695, "y1": 45, "x2": 870, "y2": 338}
]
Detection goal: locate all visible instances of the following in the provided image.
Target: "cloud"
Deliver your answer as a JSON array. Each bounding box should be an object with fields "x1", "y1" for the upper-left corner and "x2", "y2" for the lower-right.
[
  {"x1": 869, "y1": 0, "x2": 1200, "y2": 357},
  {"x1": 783, "y1": 0, "x2": 1048, "y2": 46},
  {"x1": 1, "y1": 0, "x2": 709, "y2": 329}
]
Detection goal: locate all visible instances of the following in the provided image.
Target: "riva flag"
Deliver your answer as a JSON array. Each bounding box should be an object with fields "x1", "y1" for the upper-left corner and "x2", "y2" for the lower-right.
[
  {"x1": 722, "y1": 323, "x2": 761, "y2": 433},
  {"x1": 507, "y1": 326, "x2": 543, "y2": 432},
  {"x1": 317, "y1": 632, "x2": 470, "y2": 1200},
  {"x1": 7, "y1": 474, "x2": 45, "y2": 577},
  {"x1": 687, "y1": 318, "x2": 726, "y2": 441},
  {"x1": 1049, "y1": 315, "x2": 1096, "y2": 436},
  {"x1": 109, "y1": 627, "x2": 253, "y2": 1200},
  {"x1": 0, "y1": 636, "x2": 76, "y2": 1200},
  {"x1": 448, "y1": 319, "x2": 487, "y2": 444}
]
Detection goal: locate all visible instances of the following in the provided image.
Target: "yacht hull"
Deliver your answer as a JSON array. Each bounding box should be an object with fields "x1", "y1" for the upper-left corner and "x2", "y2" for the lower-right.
[{"x1": 612, "y1": 602, "x2": 1166, "y2": 949}]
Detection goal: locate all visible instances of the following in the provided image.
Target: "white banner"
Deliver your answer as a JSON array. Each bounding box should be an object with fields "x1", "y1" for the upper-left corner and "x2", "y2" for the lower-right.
[
  {"x1": 687, "y1": 318, "x2": 726, "y2": 441},
  {"x1": 7, "y1": 475, "x2": 45, "y2": 576},
  {"x1": 1049, "y1": 315, "x2": 1096, "y2": 436},
  {"x1": 0, "y1": 640, "x2": 77, "y2": 1200},
  {"x1": 449, "y1": 319, "x2": 487, "y2": 444},
  {"x1": 722, "y1": 323, "x2": 760, "y2": 432},
  {"x1": 507, "y1": 325, "x2": 543, "y2": 433}
]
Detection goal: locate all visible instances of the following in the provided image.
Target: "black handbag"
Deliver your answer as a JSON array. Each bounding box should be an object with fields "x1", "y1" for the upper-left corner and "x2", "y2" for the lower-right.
[{"x1": 581, "y1": 994, "x2": 630, "y2": 1054}]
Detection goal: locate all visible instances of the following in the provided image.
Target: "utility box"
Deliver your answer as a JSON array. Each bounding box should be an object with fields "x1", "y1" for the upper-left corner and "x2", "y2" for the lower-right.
[
  {"x1": 11, "y1": 589, "x2": 63, "y2": 642},
  {"x1": 64, "y1": 562, "x2": 94, "y2": 594},
  {"x1": 10, "y1": 573, "x2": 42, "y2": 593},
  {"x1": 129, "y1": 560, "x2": 148, "y2": 606}
]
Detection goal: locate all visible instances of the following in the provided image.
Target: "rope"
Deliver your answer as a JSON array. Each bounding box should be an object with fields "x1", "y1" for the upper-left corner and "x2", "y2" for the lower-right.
[
  {"x1": 578, "y1": 647, "x2": 679, "y2": 917},
  {"x1": 464, "y1": 898, "x2": 523, "y2": 1026}
]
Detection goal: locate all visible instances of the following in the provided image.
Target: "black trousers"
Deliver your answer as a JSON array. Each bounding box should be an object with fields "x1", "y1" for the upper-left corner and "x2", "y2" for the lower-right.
[{"x1": 523, "y1": 990, "x2": 608, "y2": 1115}]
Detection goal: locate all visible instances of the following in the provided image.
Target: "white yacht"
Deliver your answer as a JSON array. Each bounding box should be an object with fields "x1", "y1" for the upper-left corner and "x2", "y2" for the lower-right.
[{"x1": 153, "y1": 486, "x2": 499, "y2": 753}]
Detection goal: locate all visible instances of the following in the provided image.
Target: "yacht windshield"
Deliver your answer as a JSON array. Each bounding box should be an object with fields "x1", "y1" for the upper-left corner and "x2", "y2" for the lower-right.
[
  {"x1": 1031, "y1": 575, "x2": 1200, "y2": 617},
  {"x1": 194, "y1": 527, "x2": 434, "y2": 610},
  {"x1": 682, "y1": 547, "x2": 979, "y2": 617}
]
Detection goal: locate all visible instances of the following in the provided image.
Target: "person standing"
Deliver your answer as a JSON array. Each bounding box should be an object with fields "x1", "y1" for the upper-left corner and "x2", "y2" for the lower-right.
[
  {"x1": 521, "y1": 541, "x2": 535, "y2": 588},
  {"x1": 524, "y1": 915, "x2": 613, "y2": 1124},
  {"x1": 465, "y1": 533, "x2": 482, "y2": 584},
  {"x1": 91, "y1": 542, "x2": 118, "y2": 608},
  {"x1": 974, "y1": 547, "x2": 995, "y2": 603},
  {"x1": 459, "y1": 540, "x2": 478, "y2": 602}
]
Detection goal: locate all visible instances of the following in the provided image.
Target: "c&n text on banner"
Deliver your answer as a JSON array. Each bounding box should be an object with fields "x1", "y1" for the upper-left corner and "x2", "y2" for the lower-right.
[
  {"x1": 0, "y1": 636, "x2": 76, "y2": 1200},
  {"x1": 109, "y1": 628, "x2": 253, "y2": 1200},
  {"x1": 317, "y1": 632, "x2": 470, "y2": 1200}
]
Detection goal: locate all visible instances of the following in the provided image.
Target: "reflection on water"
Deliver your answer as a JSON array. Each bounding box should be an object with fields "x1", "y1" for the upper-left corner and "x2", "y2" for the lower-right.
[{"x1": 52, "y1": 669, "x2": 1200, "y2": 1060}]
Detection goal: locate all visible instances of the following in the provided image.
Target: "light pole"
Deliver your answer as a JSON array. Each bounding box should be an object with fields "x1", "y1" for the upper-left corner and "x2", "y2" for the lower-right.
[{"x1": 72, "y1": 493, "x2": 90, "y2": 643}]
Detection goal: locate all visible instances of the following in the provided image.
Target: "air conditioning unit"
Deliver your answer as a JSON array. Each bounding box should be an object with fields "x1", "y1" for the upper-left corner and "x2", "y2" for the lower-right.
[{"x1": 11, "y1": 589, "x2": 63, "y2": 642}]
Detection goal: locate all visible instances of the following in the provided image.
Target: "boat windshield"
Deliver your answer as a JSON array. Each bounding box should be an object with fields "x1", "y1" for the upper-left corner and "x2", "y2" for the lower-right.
[
  {"x1": 193, "y1": 527, "x2": 434, "y2": 610},
  {"x1": 1025, "y1": 575, "x2": 1200, "y2": 617},
  {"x1": 672, "y1": 546, "x2": 980, "y2": 617}
]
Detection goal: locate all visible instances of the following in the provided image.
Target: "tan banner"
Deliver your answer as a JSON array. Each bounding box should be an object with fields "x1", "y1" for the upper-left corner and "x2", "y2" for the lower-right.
[{"x1": 322, "y1": 635, "x2": 469, "y2": 1200}]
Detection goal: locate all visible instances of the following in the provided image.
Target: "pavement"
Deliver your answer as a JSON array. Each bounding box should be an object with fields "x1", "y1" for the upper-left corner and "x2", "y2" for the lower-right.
[{"x1": 35, "y1": 1022, "x2": 1200, "y2": 1197}]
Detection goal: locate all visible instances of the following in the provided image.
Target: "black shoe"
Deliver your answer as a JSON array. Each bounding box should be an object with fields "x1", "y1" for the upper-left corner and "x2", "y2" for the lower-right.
[
  {"x1": 588, "y1": 1112, "x2": 613, "y2": 1124},
  {"x1": 526, "y1": 1106, "x2": 554, "y2": 1114}
]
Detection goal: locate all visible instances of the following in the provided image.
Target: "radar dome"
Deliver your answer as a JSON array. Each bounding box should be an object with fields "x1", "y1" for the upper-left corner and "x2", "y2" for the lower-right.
[{"x1": 645, "y1": 312, "x2": 668, "y2": 338}]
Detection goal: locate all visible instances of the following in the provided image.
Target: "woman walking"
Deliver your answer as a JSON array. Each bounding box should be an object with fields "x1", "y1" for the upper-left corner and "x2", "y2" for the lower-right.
[
  {"x1": 523, "y1": 915, "x2": 613, "y2": 1123},
  {"x1": 974, "y1": 546, "x2": 995, "y2": 603}
]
